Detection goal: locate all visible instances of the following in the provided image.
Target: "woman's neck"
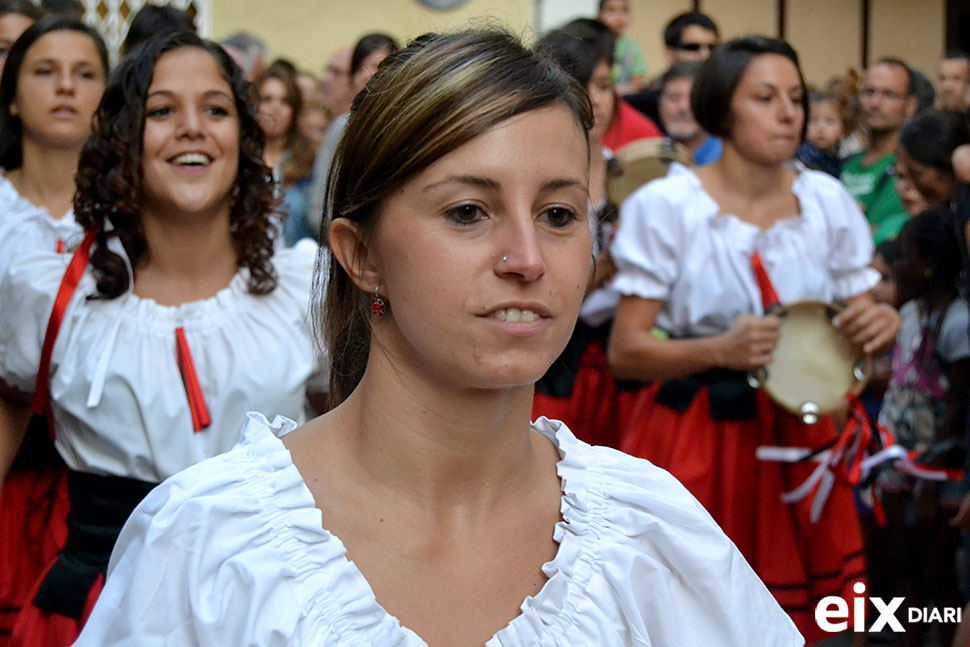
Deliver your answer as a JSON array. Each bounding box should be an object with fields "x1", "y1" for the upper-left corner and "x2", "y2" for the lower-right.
[
  {"x1": 6, "y1": 140, "x2": 82, "y2": 219},
  {"x1": 327, "y1": 349, "x2": 545, "y2": 513},
  {"x1": 712, "y1": 143, "x2": 791, "y2": 199},
  {"x1": 264, "y1": 136, "x2": 288, "y2": 170},
  {"x1": 133, "y1": 207, "x2": 238, "y2": 305}
]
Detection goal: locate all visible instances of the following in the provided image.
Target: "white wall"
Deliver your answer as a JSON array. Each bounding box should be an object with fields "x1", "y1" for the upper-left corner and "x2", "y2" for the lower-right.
[{"x1": 535, "y1": 0, "x2": 597, "y2": 34}]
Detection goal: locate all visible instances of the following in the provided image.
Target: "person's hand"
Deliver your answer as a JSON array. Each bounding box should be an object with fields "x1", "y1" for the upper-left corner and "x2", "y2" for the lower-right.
[
  {"x1": 950, "y1": 492, "x2": 970, "y2": 530},
  {"x1": 716, "y1": 314, "x2": 781, "y2": 371},
  {"x1": 834, "y1": 298, "x2": 899, "y2": 355}
]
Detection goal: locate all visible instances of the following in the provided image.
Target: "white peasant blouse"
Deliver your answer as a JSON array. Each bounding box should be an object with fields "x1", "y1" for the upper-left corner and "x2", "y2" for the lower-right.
[
  {"x1": 609, "y1": 164, "x2": 880, "y2": 337},
  {"x1": 0, "y1": 173, "x2": 83, "y2": 286},
  {"x1": 75, "y1": 414, "x2": 804, "y2": 647},
  {"x1": 0, "y1": 237, "x2": 325, "y2": 482}
]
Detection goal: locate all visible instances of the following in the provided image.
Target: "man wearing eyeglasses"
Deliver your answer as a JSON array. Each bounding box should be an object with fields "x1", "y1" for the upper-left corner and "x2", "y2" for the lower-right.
[
  {"x1": 840, "y1": 58, "x2": 918, "y2": 244},
  {"x1": 625, "y1": 12, "x2": 719, "y2": 133}
]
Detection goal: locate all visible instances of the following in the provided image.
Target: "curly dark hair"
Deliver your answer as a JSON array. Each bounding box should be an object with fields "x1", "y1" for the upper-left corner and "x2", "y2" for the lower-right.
[{"x1": 74, "y1": 30, "x2": 279, "y2": 299}]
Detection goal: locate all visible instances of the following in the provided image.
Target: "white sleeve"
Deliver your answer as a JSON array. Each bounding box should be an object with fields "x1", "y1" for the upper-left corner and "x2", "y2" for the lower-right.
[
  {"x1": 939, "y1": 300, "x2": 970, "y2": 363},
  {"x1": 275, "y1": 238, "x2": 329, "y2": 393},
  {"x1": 609, "y1": 180, "x2": 684, "y2": 301},
  {"x1": 815, "y1": 173, "x2": 880, "y2": 300},
  {"x1": 0, "y1": 250, "x2": 69, "y2": 394},
  {"x1": 74, "y1": 455, "x2": 306, "y2": 646}
]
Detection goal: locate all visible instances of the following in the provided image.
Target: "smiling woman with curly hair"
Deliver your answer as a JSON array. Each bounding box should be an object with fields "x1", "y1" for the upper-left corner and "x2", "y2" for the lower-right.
[{"x1": 0, "y1": 30, "x2": 325, "y2": 646}]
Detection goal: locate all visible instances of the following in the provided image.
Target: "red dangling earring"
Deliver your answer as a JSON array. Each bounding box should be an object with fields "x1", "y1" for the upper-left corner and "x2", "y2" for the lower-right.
[{"x1": 370, "y1": 285, "x2": 386, "y2": 316}]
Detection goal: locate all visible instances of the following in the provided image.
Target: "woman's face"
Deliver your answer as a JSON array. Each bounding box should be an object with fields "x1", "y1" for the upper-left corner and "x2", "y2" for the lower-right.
[
  {"x1": 894, "y1": 149, "x2": 931, "y2": 217},
  {"x1": 726, "y1": 53, "x2": 804, "y2": 164},
  {"x1": 894, "y1": 146, "x2": 954, "y2": 212},
  {"x1": 140, "y1": 47, "x2": 240, "y2": 221},
  {"x1": 256, "y1": 76, "x2": 294, "y2": 142},
  {"x1": 362, "y1": 104, "x2": 592, "y2": 390},
  {"x1": 11, "y1": 30, "x2": 106, "y2": 150},
  {"x1": 587, "y1": 59, "x2": 614, "y2": 142},
  {"x1": 0, "y1": 12, "x2": 33, "y2": 77}
]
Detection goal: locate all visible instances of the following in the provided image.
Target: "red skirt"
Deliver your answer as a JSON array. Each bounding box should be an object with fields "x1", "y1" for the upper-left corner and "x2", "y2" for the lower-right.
[
  {"x1": 620, "y1": 381, "x2": 865, "y2": 642},
  {"x1": 533, "y1": 328, "x2": 621, "y2": 449},
  {"x1": 10, "y1": 570, "x2": 101, "y2": 647},
  {"x1": 0, "y1": 468, "x2": 69, "y2": 647}
]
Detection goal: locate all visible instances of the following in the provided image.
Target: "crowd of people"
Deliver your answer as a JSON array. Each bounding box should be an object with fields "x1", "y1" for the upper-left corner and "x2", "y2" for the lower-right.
[{"x1": 0, "y1": 0, "x2": 968, "y2": 645}]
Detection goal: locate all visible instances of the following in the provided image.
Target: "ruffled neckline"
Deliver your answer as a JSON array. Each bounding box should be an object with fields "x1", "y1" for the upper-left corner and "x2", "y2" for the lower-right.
[
  {"x1": 239, "y1": 412, "x2": 602, "y2": 647},
  {"x1": 0, "y1": 172, "x2": 72, "y2": 222},
  {"x1": 678, "y1": 161, "x2": 815, "y2": 238},
  {"x1": 81, "y1": 239, "x2": 316, "y2": 328}
]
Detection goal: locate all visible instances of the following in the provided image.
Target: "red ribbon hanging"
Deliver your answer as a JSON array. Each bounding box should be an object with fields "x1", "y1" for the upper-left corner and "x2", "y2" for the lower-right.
[
  {"x1": 175, "y1": 327, "x2": 211, "y2": 432},
  {"x1": 750, "y1": 252, "x2": 780, "y2": 310}
]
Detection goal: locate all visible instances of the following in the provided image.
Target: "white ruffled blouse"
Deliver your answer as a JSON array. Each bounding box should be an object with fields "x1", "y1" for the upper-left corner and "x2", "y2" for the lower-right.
[
  {"x1": 75, "y1": 414, "x2": 804, "y2": 646},
  {"x1": 0, "y1": 173, "x2": 82, "y2": 286},
  {"x1": 0, "y1": 239, "x2": 325, "y2": 482},
  {"x1": 610, "y1": 164, "x2": 879, "y2": 337}
]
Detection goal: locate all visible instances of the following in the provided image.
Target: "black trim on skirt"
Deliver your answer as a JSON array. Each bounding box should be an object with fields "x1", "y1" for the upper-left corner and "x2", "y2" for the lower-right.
[
  {"x1": 535, "y1": 320, "x2": 612, "y2": 399},
  {"x1": 32, "y1": 470, "x2": 156, "y2": 619},
  {"x1": 654, "y1": 368, "x2": 759, "y2": 421}
]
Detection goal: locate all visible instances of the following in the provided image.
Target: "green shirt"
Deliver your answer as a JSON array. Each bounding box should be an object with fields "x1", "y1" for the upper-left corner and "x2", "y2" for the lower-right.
[
  {"x1": 840, "y1": 152, "x2": 909, "y2": 245},
  {"x1": 611, "y1": 35, "x2": 646, "y2": 85}
]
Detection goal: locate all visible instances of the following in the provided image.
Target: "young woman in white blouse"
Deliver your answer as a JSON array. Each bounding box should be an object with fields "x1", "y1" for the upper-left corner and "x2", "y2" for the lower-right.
[
  {"x1": 608, "y1": 36, "x2": 899, "y2": 642},
  {"x1": 0, "y1": 31, "x2": 324, "y2": 645},
  {"x1": 0, "y1": 14, "x2": 107, "y2": 279},
  {"x1": 75, "y1": 30, "x2": 804, "y2": 647},
  {"x1": 0, "y1": 15, "x2": 107, "y2": 642}
]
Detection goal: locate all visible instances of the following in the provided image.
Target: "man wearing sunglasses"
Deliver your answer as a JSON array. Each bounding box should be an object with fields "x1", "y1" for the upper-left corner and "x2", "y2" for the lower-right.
[
  {"x1": 664, "y1": 12, "x2": 719, "y2": 65},
  {"x1": 625, "y1": 11, "x2": 719, "y2": 133}
]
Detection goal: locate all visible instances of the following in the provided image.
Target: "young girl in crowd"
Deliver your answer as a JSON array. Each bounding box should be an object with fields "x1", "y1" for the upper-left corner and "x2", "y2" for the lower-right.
[
  {"x1": 608, "y1": 36, "x2": 899, "y2": 640},
  {"x1": 896, "y1": 109, "x2": 970, "y2": 217},
  {"x1": 75, "y1": 29, "x2": 802, "y2": 647},
  {"x1": 0, "y1": 15, "x2": 107, "y2": 279},
  {"x1": 256, "y1": 62, "x2": 302, "y2": 175},
  {"x1": 0, "y1": 31, "x2": 325, "y2": 645},
  {"x1": 254, "y1": 61, "x2": 317, "y2": 245},
  {"x1": 597, "y1": 0, "x2": 645, "y2": 96},
  {"x1": 0, "y1": 16, "x2": 107, "y2": 643},
  {"x1": 879, "y1": 210, "x2": 969, "y2": 646},
  {"x1": 796, "y1": 91, "x2": 845, "y2": 178}
]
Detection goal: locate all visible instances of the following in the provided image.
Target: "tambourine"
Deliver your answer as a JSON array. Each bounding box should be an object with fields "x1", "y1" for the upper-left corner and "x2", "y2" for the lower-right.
[
  {"x1": 606, "y1": 138, "x2": 693, "y2": 207},
  {"x1": 748, "y1": 300, "x2": 871, "y2": 424}
]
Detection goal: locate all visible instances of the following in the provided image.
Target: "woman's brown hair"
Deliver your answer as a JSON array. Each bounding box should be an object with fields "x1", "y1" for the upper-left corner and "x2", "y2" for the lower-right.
[{"x1": 317, "y1": 28, "x2": 593, "y2": 409}]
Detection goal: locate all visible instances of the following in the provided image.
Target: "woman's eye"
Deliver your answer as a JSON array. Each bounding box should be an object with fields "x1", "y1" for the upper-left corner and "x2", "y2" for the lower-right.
[
  {"x1": 146, "y1": 106, "x2": 171, "y2": 118},
  {"x1": 541, "y1": 206, "x2": 578, "y2": 228},
  {"x1": 446, "y1": 203, "x2": 485, "y2": 225},
  {"x1": 206, "y1": 106, "x2": 230, "y2": 117}
]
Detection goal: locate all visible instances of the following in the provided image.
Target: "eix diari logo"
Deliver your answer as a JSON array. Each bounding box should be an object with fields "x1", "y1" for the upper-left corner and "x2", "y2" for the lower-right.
[{"x1": 815, "y1": 582, "x2": 963, "y2": 633}]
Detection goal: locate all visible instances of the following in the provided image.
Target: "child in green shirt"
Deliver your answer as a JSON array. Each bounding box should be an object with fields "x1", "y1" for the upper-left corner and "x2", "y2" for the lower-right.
[{"x1": 597, "y1": 0, "x2": 645, "y2": 96}]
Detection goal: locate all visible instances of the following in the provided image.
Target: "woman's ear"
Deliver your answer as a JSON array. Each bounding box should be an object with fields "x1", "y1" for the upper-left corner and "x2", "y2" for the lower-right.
[{"x1": 329, "y1": 218, "x2": 380, "y2": 292}]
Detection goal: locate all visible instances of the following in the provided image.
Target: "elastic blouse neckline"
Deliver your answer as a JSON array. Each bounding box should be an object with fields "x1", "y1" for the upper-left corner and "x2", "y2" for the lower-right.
[{"x1": 241, "y1": 412, "x2": 605, "y2": 646}]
